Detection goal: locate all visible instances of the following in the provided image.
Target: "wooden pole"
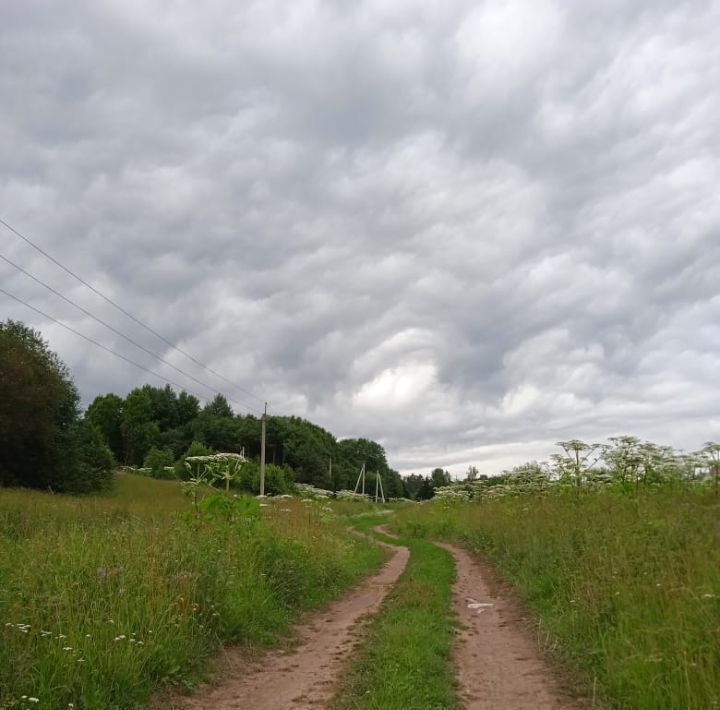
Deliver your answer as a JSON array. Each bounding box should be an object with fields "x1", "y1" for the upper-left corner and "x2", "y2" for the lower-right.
[{"x1": 259, "y1": 402, "x2": 267, "y2": 497}]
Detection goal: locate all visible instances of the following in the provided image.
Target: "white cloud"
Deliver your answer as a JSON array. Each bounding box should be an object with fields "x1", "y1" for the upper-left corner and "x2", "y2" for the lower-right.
[{"x1": 354, "y1": 362, "x2": 437, "y2": 411}]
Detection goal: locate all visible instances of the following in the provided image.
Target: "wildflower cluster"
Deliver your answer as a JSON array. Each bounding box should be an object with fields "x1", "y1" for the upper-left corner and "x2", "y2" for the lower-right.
[
  {"x1": 295, "y1": 483, "x2": 332, "y2": 500},
  {"x1": 335, "y1": 489, "x2": 371, "y2": 502}
]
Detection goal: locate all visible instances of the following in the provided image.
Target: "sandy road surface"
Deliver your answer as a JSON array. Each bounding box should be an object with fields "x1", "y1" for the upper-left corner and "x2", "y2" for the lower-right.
[
  {"x1": 437, "y1": 542, "x2": 584, "y2": 710},
  {"x1": 181, "y1": 540, "x2": 409, "y2": 710}
]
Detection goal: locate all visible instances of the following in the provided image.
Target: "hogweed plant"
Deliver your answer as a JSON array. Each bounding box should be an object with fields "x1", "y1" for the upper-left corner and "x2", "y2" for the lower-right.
[{"x1": 181, "y1": 454, "x2": 260, "y2": 524}]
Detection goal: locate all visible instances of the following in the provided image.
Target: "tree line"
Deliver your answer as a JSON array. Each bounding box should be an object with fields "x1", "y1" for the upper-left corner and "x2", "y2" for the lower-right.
[
  {"x1": 1, "y1": 319, "x2": 417, "y2": 497},
  {"x1": 85, "y1": 384, "x2": 409, "y2": 496}
]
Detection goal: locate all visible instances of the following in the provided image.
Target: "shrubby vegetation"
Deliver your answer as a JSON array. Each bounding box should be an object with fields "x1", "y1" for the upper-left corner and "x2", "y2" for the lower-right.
[
  {"x1": 179, "y1": 452, "x2": 295, "y2": 497},
  {"x1": 142, "y1": 446, "x2": 175, "y2": 479},
  {"x1": 430, "y1": 436, "x2": 720, "y2": 501},
  {"x1": 402, "y1": 467, "x2": 452, "y2": 500}
]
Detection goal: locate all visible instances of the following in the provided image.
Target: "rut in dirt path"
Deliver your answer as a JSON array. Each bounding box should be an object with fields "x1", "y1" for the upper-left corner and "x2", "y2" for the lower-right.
[
  {"x1": 437, "y1": 543, "x2": 584, "y2": 710},
  {"x1": 181, "y1": 539, "x2": 409, "y2": 710}
]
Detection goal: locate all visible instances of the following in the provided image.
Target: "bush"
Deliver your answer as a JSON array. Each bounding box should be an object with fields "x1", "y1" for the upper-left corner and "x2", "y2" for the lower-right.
[
  {"x1": 143, "y1": 447, "x2": 176, "y2": 479},
  {"x1": 234, "y1": 461, "x2": 294, "y2": 495},
  {"x1": 71, "y1": 420, "x2": 115, "y2": 492},
  {"x1": 266, "y1": 463, "x2": 294, "y2": 495}
]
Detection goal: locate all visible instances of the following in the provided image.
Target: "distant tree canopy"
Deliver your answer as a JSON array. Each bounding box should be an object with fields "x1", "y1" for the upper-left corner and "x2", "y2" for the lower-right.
[
  {"x1": 85, "y1": 384, "x2": 405, "y2": 495},
  {"x1": 2, "y1": 319, "x2": 412, "y2": 497},
  {"x1": 431, "y1": 467, "x2": 452, "y2": 487},
  {"x1": 0, "y1": 320, "x2": 113, "y2": 493}
]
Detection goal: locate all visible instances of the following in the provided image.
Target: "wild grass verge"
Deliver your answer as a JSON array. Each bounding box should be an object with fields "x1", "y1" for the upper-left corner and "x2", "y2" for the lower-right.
[
  {"x1": 394, "y1": 490, "x2": 720, "y2": 710},
  {"x1": 333, "y1": 517, "x2": 457, "y2": 710},
  {"x1": 0, "y1": 475, "x2": 385, "y2": 709}
]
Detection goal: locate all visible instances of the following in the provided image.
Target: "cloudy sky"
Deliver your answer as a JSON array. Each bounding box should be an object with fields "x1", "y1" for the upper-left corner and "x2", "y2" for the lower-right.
[{"x1": 2, "y1": 0, "x2": 719, "y2": 475}]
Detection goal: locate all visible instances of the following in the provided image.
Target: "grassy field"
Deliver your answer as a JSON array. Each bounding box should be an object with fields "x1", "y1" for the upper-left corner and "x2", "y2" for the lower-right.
[
  {"x1": 395, "y1": 489, "x2": 720, "y2": 710},
  {"x1": 334, "y1": 518, "x2": 457, "y2": 710},
  {"x1": 0, "y1": 475, "x2": 386, "y2": 709}
]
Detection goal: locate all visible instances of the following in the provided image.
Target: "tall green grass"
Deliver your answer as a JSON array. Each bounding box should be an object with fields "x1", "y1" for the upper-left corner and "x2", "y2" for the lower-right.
[
  {"x1": 0, "y1": 475, "x2": 385, "y2": 709},
  {"x1": 395, "y1": 490, "x2": 720, "y2": 710}
]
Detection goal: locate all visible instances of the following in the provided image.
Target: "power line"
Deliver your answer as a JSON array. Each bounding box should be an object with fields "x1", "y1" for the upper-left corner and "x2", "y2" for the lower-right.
[
  {"x1": 0, "y1": 251, "x2": 262, "y2": 415},
  {"x1": 0, "y1": 286, "x2": 223, "y2": 406},
  {"x1": 0, "y1": 216, "x2": 268, "y2": 407}
]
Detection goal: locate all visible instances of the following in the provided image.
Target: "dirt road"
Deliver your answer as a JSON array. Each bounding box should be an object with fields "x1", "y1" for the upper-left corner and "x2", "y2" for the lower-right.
[
  {"x1": 437, "y1": 542, "x2": 583, "y2": 710},
  {"x1": 181, "y1": 540, "x2": 410, "y2": 710},
  {"x1": 182, "y1": 527, "x2": 582, "y2": 710}
]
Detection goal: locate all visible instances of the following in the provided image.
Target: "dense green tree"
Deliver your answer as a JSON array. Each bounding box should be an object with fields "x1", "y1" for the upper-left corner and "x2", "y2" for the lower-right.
[
  {"x1": 85, "y1": 393, "x2": 124, "y2": 462},
  {"x1": 417, "y1": 477, "x2": 435, "y2": 500},
  {"x1": 176, "y1": 391, "x2": 201, "y2": 425},
  {"x1": 156, "y1": 391, "x2": 201, "y2": 459},
  {"x1": 0, "y1": 320, "x2": 111, "y2": 492},
  {"x1": 284, "y1": 422, "x2": 333, "y2": 486},
  {"x1": 381, "y1": 468, "x2": 405, "y2": 498},
  {"x1": 337, "y1": 438, "x2": 388, "y2": 473},
  {"x1": 335, "y1": 438, "x2": 402, "y2": 493},
  {"x1": 72, "y1": 420, "x2": 115, "y2": 491},
  {"x1": 264, "y1": 415, "x2": 288, "y2": 464},
  {"x1": 121, "y1": 388, "x2": 161, "y2": 465},
  {"x1": 192, "y1": 409, "x2": 241, "y2": 451},
  {"x1": 402, "y1": 473, "x2": 426, "y2": 500},
  {"x1": 430, "y1": 467, "x2": 451, "y2": 487},
  {"x1": 142, "y1": 384, "x2": 179, "y2": 430},
  {"x1": 203, "y1": 393, "x2": 234, "y2": 418}
]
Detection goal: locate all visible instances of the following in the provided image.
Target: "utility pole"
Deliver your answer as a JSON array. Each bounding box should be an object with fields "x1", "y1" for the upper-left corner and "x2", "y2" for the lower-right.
[
  {"x1": 259, "y1": 402, "x2": 267, "y2": 497},
  {"x1": 328, "y1": 457, "x2": 333, "y2": 487},
  {"x1": 353, "y1": 463, "x2": 366, "y2": 495},
  {"x1": 374, "y1": 472, "x2": 385, "y2": 503}
]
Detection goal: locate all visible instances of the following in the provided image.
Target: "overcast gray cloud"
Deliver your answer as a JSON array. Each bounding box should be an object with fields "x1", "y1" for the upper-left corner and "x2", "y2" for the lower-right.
[{"x1": 2, "y1": 0, "x2": 719, "y2": 475}]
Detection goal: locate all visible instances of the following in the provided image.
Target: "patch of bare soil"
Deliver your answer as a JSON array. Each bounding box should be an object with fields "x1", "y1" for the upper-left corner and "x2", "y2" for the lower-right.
[
  {"x1": 373, "y1": 523, "x2": 398, "y2": 538},
  {"x1": 179, "y1": 540, "x2": 409, "y2": 710},
  {"x1": 436, "y1": 543, "x2": 586, "y2": 710}
]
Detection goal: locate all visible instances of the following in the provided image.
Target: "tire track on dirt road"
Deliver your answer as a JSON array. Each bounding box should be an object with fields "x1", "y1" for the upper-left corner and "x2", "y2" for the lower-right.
[
  {"x1": 181, "y1": 538, "x2": 409, "y2": 710},
  {"x1": 437, "y1": 542, "x2": 585, "y2": 710}
]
